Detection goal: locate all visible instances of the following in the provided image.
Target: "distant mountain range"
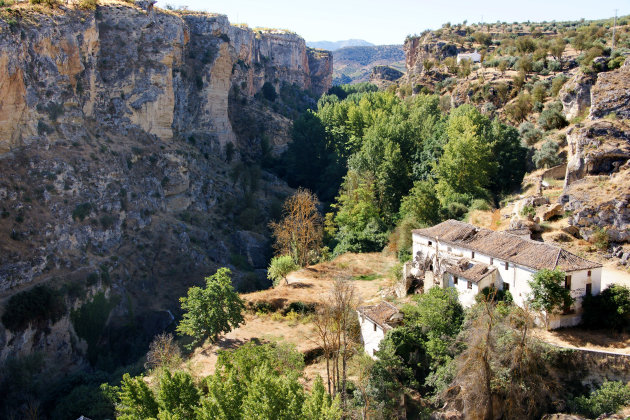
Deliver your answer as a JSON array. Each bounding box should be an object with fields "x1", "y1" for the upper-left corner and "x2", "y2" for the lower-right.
[
  {"x1": 307, "y1": 39, "x2": 374, "y2": 51},
  {"x1": 331, "y1": 45, "x2": 406, "y2": 85}
]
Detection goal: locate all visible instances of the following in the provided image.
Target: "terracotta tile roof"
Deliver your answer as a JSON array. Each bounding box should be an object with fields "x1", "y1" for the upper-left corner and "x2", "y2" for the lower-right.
[
  {"x1": 357, "y1": 301, "x2": 401, "y2": 331},
  {"x1": 413, "y1": 220, "x2": 601, "y2": 272},
  {"x1": 443, "y1": 259, "x2": 496, "y2": 283}
]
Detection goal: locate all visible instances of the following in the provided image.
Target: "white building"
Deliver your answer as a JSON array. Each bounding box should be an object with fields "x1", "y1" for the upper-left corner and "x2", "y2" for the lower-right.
[
  {"x1": 411, "y1": 220, "x2": 602, "y2": 329},
  {"x1": 357, "y1": 301, "x2": 402, "y2": 358},
  {"x1": 456, "y1": 49, "x2": 481, "y2": 64}
]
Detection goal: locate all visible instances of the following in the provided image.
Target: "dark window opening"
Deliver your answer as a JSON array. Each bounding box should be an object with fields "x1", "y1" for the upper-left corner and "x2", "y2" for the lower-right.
[
  {"x1": 471, "y1": 251, "x2": 475, "y2": 259},
  {"x1": 467, "y1": 281, "x2": 472, "y2": 290},
  {"x1": 565, "y1": 275, "x2": 572, "y2": 290},
  {"x1": 428, "y1": 241, "x2": 433, "y2": 246},
  {"x1": 373, "y1": 323, "x2": 377, "y2": 332},
  {"x1": 505, "y1": 261, "x2": 509, "y2": 270},
  {"x1": 503, "y1": 282, "x2": 510, "y2": 291},
  {"x1": 453, "y1": 276, "x2": 458, "y2": 285},
  {"x1": 587, "y1": 270, "x2": 592, "y2": 277},
  {"x1": 586, "y1": 283, "x2": 592, "y2": 295},
  {"x1": 490, "y1": 257, "x2": 494, "y2": 265}
]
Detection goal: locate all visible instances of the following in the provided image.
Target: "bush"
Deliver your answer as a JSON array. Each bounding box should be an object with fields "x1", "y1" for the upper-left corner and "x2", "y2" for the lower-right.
[
  {"x1": 72, "y1": 202, "x2": 93, "y2": 221},
  {"x1": 1, "y1": 285, "x2": 67, "y2": 332},
  {"x1": 519, "y1": 121, "x2": 543, "y2": 145},
  {"x1": 570, "y1": 381, "x2": 630, "y2": 418},
  {"x1": 582, "y1": 285, "x2": 630, "y2": 331},
  {"x1": 538, "y1": 102, "x2": 568, "y2": 131},
  {"x1": 261, "y1": 82, "x2": 277, "y2": 102},
  {"x1": 533, "y1": 140, "x2": 563, "y2": 169},
  {"x1": 520, "y1": 205, "x2": 536, "y2": 218}
]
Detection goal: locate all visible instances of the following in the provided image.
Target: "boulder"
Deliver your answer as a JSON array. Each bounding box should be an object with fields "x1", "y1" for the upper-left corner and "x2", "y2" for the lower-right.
[
  {"x1": 561, "y1": 225, "x2": 581, "y2": 238},
  {"x1": 543, "y1": 203, "x2": 564, "y2": 221}
]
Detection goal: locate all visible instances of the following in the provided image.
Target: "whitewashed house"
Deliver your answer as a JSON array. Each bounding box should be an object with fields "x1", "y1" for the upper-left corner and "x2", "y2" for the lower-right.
[
  {"x1": 357, "y1": 301, "x2": 402, "y2": 358},
  {"x1": 456, "y1": 49, "x2": 481, "y2": 64},
  {"x1": 411, "y1": 220, "x2": 602, "y2": 329}
]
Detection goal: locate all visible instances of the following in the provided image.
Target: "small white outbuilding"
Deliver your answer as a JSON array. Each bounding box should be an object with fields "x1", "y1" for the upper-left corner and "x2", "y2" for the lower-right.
[
  {"x1": 357, "y1": 301, "x2": 402, "y2": 358},
  {"x1": 456, "y1": 49, "x2": 481, "y2": 64}
]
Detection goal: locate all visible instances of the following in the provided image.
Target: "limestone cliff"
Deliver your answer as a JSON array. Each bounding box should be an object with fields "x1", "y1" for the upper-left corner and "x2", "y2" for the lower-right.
[
  {"x1": 403, "y1": 34, "x2": 457, "y2": 77},
  {"x1": 0, "y1": 1, "x2": 331, "y2": 374},
  {"x1": 0, "y1": 3, "x2": 332, "y2": 155},
  {"x1": 561, "y1": 61, "x2": 630, "y2": 242}
]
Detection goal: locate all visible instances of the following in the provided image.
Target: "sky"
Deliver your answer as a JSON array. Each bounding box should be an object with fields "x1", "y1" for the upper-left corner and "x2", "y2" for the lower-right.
[{"x1": 155, "y1": 0, "x2": 628, "y2": 45}]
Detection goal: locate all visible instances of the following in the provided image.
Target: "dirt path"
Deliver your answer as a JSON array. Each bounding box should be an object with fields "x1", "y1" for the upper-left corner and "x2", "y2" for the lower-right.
[
  {"x1": 602, "y1": 264, "x2": 630, "y2": 290},
  {"x1": 533, "y1": 328, "x2": 630, "y2": 355}
]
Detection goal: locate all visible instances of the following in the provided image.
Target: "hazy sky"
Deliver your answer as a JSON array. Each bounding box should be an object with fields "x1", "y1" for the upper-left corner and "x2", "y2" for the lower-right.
[{"x1": 155, "y1": 0, "x2": 628, "y2": 45}]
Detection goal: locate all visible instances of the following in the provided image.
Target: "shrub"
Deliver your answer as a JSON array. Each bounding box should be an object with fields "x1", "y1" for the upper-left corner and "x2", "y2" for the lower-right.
[
  {"x1": 519, "y1": 121, "x2": 543, "y2": 145},
  {"x1": 1, "y1": 285, "x2": 67, "y2": 332},
  {"x1": 570, "y1": 381, "x2": 630, "y2": 418},
  {"x1": 591, "y1": 227, "x2": 610, "y2": 251},
  {"x1": 582, "y1": 285, "x2": 630, "y2": 330},
  {"x1": 72, "y1": 202, "x2": 93, "y2": 221},
  {"x1": 538, "y1": 102, "x2": 568, "y2": 131},
  {"x1": 520, "y1": 205, "x2": 536, "y2": 218},
  {"x1": 533, "y1": 140, "x2": 563, "y2": 169},
  {"x1": 261, "y1": 82, "x2": 277, "y2": 102}
]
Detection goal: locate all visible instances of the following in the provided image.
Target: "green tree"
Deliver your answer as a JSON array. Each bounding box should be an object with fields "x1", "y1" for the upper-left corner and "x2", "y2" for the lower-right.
[
  {"x1": 582, "y1": 285, "x2": 630, "y2": 331},
  {"x1": 241, "y1": 365, "x2": 305, "y2": 420},
  {"x1": 176, "y1": 268, "x2": 245, "y2": 348},
  {"x1": 301, "y1": 376, "x2": 342, "y2": 420},
  {"x1": 157, "y1": 370, "x2": 200, "y2": 419},
  {"x1": 267, "y1": 255, "x2": 299, "y2": 287},
  {"x1": 434, "y1": 106, "x2": 495, "y2": 205},
  {"x1": 400, "y1": 180, "x2": 441, "y2": 226},
  {"x1": 571, "y1": 381, "x2": 630, "y2": 418},
  {"x1": 549, "y1": 37, "x2": 566, "y2": 65},
  {"x1": 538, "y1": 102, "x2": 568, "y2": 131},
  {"x1": 528, "y1": 268, "x2": 574, "y2": 328},
  {"x1": 490, "y1": 119, "x2": 528, "y2": 194},
  {"x1": 115, "y1": 373, "x2": 159, "y2": 420}
]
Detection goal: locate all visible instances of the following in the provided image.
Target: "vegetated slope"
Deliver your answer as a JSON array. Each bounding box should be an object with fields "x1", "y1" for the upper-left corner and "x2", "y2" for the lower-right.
[
  {"x1": 389, "y1": 16, "x2": 630, "y2": 263},
  {"x1": 0, "y1": 0, "x2": 331, "y2": 388},
  {"x1": 307, "y1": 38, "x2": 374, "y2": 51},
  {"x1": 332, "y1": 44, "x2": 405, "y2": 84}
]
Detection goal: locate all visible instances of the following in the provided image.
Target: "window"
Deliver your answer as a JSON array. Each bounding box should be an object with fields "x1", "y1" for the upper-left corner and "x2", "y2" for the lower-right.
[
  {"x1": 565, "y1": 275, "x2": 572, "y2": 290},
  {"x1": 471, "y1": 251, "x2": 475, "y2": 259},
  {"x1": 503, "y1": 282, "x2": 510, "y2": 291},
  {"x1": 587, "y1": 270, "x2": 592, "y2": 277},
  {"x1": 586, "y1": 283, "x2": 592, "y2": 295},
  {"x1": 489, "y1": 257, "x2": 494, "y2": 265},
  {"x1": 467, "y1": 281, "x2": 472, "y2": 290},
  {"x1": 505, "y1": 261, "x2": 509, "y2": 270},
  {"x1": 373, "y1": 322, "x2": 377, "y2": 332},
  {"x1": 428, "y1": 241, "x2": 433, "y2": 246},
  {"x1": 453, "y1": 276, "x2": 458, "y2": 285}
]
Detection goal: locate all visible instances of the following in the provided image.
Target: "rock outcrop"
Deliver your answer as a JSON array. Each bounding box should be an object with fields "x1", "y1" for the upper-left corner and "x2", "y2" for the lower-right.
[
  {"x1": 404, "y1": 34, "x2": 457, "y2": 76},
  {"x1": 589, "y1": 60, "x2": 630, "y2": 120},
  {"x1": 564, "y1": 120, "x2": 630, "y2": 186},
  {"x1": 559, "y1": 72, "x2": 595, "y2": 120}
]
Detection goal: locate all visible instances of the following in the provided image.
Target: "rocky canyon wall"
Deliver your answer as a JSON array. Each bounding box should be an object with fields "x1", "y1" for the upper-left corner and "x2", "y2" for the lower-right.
[{"x1": 0, "y1": 1, "x2": 331, "y2": 373}]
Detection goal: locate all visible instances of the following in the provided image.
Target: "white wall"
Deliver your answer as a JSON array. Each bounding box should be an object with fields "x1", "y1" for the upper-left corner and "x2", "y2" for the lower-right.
[
  {"x1": 412, "y1": 232, "x2": 602, "y2": 327},
  {"x1": 357, "y1": 312, "x2": 386, "y2": 358}
]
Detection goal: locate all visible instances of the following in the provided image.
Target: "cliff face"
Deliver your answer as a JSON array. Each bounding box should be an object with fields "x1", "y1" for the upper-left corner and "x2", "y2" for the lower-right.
[
  {"x1": 0, "y1": 4, "x2": 332, "y2": 155},
  {"x1": 403, "y1": 34, "x2": 457, "y2": 76},
  {"x1": 0, "y1": 2, "x2": 330, "y2": 373},
  {"x1": 561, "y1": 61, "x2": 630, "y2": 242}
]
